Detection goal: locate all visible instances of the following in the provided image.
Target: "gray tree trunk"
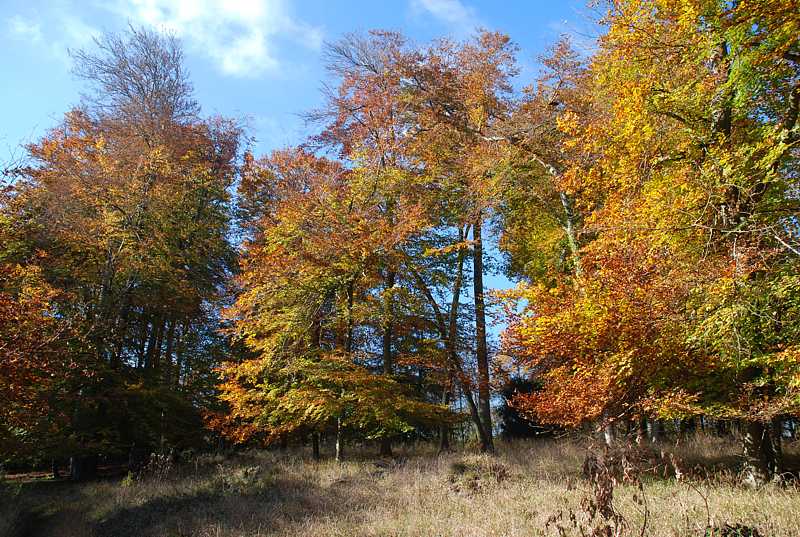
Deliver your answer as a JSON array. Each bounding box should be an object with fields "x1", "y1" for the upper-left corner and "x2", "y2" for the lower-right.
[
  {"x1": 473, "y1": 216, "x2": 493, "y2": 452},
  {"x1": 335, "y1": 418, "x2": 344, "y2": 463},
  {"x1": 439, "y1": 389, "x2": 451, "y2": 453},
  {"x1": 636, "y1": 417, "x2": 648, "y2": 445},
  {"x1": 742, "y1": 420, "x2": 772, "y2": 487},
  {"x1": 380, "y1": 270, "x2": 395, "y2": 457},
  {"x1": 602, "y1": 415, "x2": 616, "y2": 447},
  {"x1": 648, "y1": 418, "x2": 664, "y2": 443}
]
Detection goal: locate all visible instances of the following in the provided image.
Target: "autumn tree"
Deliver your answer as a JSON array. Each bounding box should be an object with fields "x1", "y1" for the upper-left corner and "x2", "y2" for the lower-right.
[
  {"x1": 214, "y1": 148, "x2": 450, "y2": 458},
  {"x1": 312, "y1": 32, "x2": 419, "y2": 455},
  {"x1": 307, "y1": 31, "x2": 512, "y2": 453},
  {"x1": 1, "y1": 27, "x2": 241, "y2": 474},
  {"x1": 494, "y1": 37, "x2": 594, "y2": 282},
  {"x1": 502, "y1": 0, "x2": 800, "y2": 484},
  {"x1": 389, "y1": 31, "x2": 519, "y2": 452},
  {"x1": 0, "y1": 262, "x2": 91, "y2": 463}
]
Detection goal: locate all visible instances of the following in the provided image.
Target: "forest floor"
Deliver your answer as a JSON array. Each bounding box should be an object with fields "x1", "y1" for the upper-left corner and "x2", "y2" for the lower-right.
[{"x1": 2, "y1": 435, "x2": 800, "y2": 537}]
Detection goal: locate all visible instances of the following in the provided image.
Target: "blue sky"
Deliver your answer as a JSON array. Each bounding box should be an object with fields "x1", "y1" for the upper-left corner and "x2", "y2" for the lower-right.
[
  {"x1": 1, "y1": 0, "x2": 598, "y2": 322},
  {"x1": 1, "y1": 0, "x2": 598, "y2": 161}
]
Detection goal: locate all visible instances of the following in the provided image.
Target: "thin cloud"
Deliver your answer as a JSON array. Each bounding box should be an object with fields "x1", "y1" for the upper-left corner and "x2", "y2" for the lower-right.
[
  {"x1": 410, "y1": 0, "x2": 481, "y2": 31},
  {"x1": 6, "y1": 12, "x2": 98, "y2": 65},
  {"x1": 7, "y1": 15, "x2": 44, "y2": 43},
  {"x1": 113, "y1": 0, "x2": 324, "y2": 77}
]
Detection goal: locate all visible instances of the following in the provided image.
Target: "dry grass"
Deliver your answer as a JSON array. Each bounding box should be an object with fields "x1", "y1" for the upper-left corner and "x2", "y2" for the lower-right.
[{"x1": 2, "y1": 435, "x2": 799, "y2": 537}]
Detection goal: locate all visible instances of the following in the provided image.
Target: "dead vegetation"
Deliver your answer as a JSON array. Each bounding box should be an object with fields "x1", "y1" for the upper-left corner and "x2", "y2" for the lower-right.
[{"x1": 1, "y1": 435, "x2": 799, "y2": 537}]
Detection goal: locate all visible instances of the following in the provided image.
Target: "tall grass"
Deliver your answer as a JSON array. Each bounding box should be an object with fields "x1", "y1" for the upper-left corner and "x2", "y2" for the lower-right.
[{"x1": 2, "y1": 434, "x2": 798, "y2": 536}]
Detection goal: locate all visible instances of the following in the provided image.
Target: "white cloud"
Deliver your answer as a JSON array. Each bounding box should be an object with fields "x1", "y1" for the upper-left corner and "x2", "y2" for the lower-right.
[
  {"x1": 6, "y1": 13, "x2": 98, "y2": 65},
  {"x1": 410, "y1": 0, "x2": 480, "y2": 30},
  {"x1": 7, "y1": 15, "x2": 43, "y2": 43},
  {"x1": 114, "y1": 0, "x2": 323, "y2": 77},
  {"x1": 61, "y1": 15, "x2": 101, "y2": 48}
]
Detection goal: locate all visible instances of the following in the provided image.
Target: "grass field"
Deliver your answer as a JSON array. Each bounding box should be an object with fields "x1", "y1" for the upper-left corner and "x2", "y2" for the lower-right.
[{"x1": 2, "y1": 435, "x2": 799, "y2": 537}]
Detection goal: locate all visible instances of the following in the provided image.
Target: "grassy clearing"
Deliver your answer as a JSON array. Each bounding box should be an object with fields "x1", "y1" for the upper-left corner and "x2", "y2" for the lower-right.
[{"x1": 2, "y1": 435, "x2": 799, "y2": 537}]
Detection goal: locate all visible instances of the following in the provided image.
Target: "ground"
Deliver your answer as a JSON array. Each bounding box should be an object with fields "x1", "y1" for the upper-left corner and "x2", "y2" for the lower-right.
[{"x1": 2, "y1": 435, "x2": 799, "y2": 537}]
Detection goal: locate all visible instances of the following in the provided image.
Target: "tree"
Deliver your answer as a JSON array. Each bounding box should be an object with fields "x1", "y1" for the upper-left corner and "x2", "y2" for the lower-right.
[
  {"x1": 0, "y1": 262, "x2": 87, "y2": 461},
  {"x1": 308, "y1": 31, "x2": 519, "y2": 453},
  {"x1": 500, "y1": 0, "x2": 800, "y2": 483},
  {"x1": 213, "y1": 148, "x2": 450, "y2": 455},
  {"x1": 495, "y1": 37, "x2": 593, "y2": 282},
  {"x1": 497, "y1": 376, "x2": 556, "y2": 439},
  {"x1": 1, "y1": 27, "x2": 242, "y2": 472},
  {"x1": 312, "y1": 31, "x2": 421, "y2": 456},
  {"x1": 398, "y1": 31, "x2": 519, "y2": 451}
]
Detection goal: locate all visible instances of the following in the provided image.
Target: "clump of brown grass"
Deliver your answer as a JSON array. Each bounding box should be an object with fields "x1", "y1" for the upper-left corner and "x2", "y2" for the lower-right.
[{"x1": 448, "y1": 455, "x2": 511, "y2": 495}]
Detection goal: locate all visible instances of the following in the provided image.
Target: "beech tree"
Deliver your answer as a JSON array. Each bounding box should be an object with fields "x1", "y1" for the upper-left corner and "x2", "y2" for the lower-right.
[
  {"x1": 1, "y1": 27, "x2": 240, "y2": 475},
  {"x1": 501, "y1": 0, "x2": 800, "y2": 484},
  {"x1": 307, "y1": 31, "x2": 519, "y2": 452},
  {"x1": 0, "y1": 262, "x2": 89, "y2": 460},
  {"x1": 397, "y1": 31, "x2": 519, "y2": 452},
  {"x1": 214, "y1": 148, "x2": 449, "y2": 457}
]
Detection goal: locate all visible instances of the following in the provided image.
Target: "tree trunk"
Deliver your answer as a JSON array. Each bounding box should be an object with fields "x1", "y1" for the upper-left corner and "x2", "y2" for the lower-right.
[
  {"x1": 602, "y1": 413, "x2": 616, "y2": 447},
  {"x1": 111, "y1": 303, "x2": 130, "y2": 369},
  {"x1": 335, "y1": 417, "x2": 344, "y2": 463},
  {"x1": 648, "y1": 418, "x2": 664, "y2": 443},
  {"x1": 409, "y1": 224, "x2": 492, "y2": 452},
  {"x1": 69, "y1": 455, "x2": 97, "y2": 482},
  {"x1": 141, "y1": 317, "x2": 156, "y2": 369},
  {"x1": 473, "y1": 216, "x2": 493, "y2": 451},
  {"x1": 769, "y1": 417, "x2": 784, "y2": 480},
  {"x1": 312, "y1": 433, "x2": 320, "y2": 461},
  {"x1": 174, "y1": 328, "x2": 185, "y2": 387},
  {"x1": 679, "y1": 418, "x2": 696, "y2": 438},
  {"x1": 334, "y1": 286, "x2": 351, "y2": 464},
  {"x1": 439, "y1": 388, "x2": 451, "y2": 453},
  {"x1": 714, "y1": 419, "x2": 729, "y2": 436},
  {"x1": 380, "y1": 270, "x2": 395, "y2": 457},
  {"x1": 382, "y1": 271, "x2": 395, "y2": 375},
  {"x1": 559, "y1": 192, "x2": 582, "y2": 278},
  {"x1": 439, "y1": 424, "x2": 451, "y2": 453},
  {"x1": 93, "y1": 244, "x2": 118, "y2": 362},
  {"x1": 636, "y1": 417, "x2": 648, "y2": 445},
  {"x1": 151, "y1": 315, "x2": 166, "y2": 372},
  {"x1": 334, "y1": 282, "x2": 355, "y2": 464},
  {"x1": 162, "y1": 317, "x2": 176, "y2": 385},
  {"x1": 742, "y1": 420, "x2": 772, "y2": 487}
]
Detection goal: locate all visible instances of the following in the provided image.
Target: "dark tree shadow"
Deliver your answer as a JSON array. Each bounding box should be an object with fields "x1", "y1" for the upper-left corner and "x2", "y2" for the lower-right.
[{"x1": 91, "y1": 475, "x2": 373, "y2": 537}]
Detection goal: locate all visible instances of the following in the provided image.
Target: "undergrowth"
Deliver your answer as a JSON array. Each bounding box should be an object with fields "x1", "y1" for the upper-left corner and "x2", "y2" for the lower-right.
[{"x1": 1, "y1": 435, "x2": 798, "y2": 537}]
